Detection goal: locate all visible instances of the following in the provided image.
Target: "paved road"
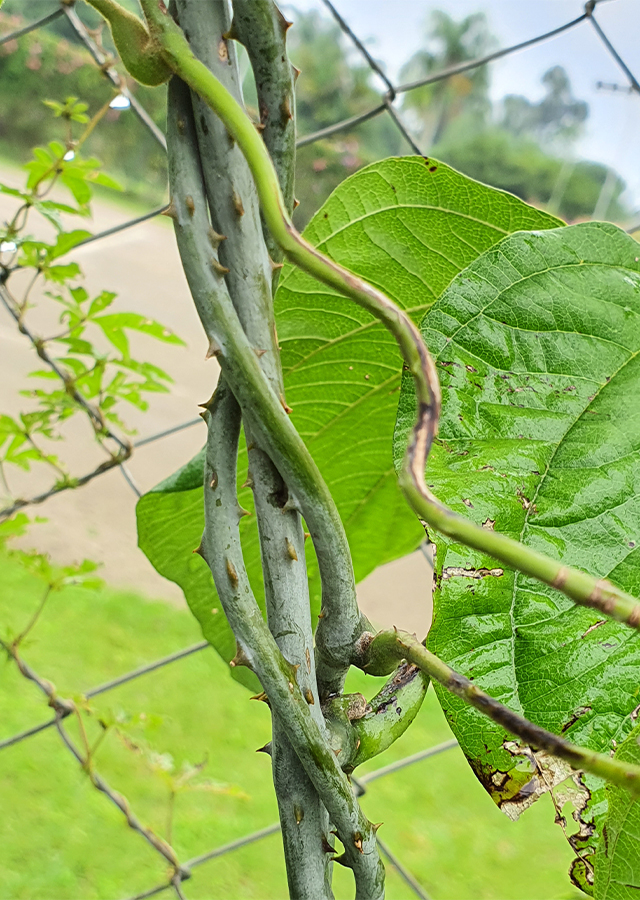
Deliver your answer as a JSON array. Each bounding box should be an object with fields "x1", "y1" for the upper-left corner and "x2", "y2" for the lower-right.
[{"x1": 0, "y1": 173, "x2": 432, "y2": 635}]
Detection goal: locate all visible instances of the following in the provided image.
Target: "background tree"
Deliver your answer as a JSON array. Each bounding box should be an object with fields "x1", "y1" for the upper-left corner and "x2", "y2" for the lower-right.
[
  {"x1": 431, "y1": 66, "x2": 627, "y2": 222},
  {"x1": 501, "y1": 65, "x2": 589, "y2": 146},
  {"x1": 283, "y1": 9, "x2": 402, "y2": 227},
  {"x1": 399, "y1": 9, "x2": 495, "y2": 146}
]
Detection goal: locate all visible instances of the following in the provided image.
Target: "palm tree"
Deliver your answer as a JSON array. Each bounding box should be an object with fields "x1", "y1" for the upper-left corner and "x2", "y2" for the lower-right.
[
  {"x1": 399, "y1": 10, "x2": 496, "y2": 147},
  {"x1": 502, "y1": 66, "x2": 589, "y2": 146}
]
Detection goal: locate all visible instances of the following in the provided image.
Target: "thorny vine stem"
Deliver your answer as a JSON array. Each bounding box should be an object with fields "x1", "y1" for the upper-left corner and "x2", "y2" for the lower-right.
[
  {"x1": 131, "y1": 0, "x2": 640, "y2": 635},
  {"x1": 167, "y1": 2, "x2": 333, "y2": 893},
  {"x1": 165, "y1": 57, "x2": 383, "y2": 893},
  {"x1": 197, "y1": 382, "x2": 384, "y2": 898}
]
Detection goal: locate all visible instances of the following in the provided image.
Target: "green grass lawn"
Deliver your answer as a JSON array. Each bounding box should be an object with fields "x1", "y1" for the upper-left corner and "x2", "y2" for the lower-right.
[{"x1": 0, "y1": 549, "x2": 584, "y2": 900}]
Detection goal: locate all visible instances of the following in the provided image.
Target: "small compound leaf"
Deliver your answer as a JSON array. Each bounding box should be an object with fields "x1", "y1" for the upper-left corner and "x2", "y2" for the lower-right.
[
  {"x1": 35, "y1": 199, "x2": 90, "y2": 227},
  {"x1": 115, "y1": 357, "x2": 172, "y2": 383},
  {"x1": 59, "y1": 173, "x2": 91, "y2": 206},
  {"x1": 48, "y1": 140, "x2": 66, "y2": 159},
  {"x1": 0, "y1": 513, "x2": 31, "y2": 546},
  {"x1": 0, "y1": 183, "x2": 27, "y2": 200},
  {"x1": 0, "y1": 413, "x2": 20, "y2": 439},
  {"x1": 69, "y1": 286, "x2": 90, "y2": 306},
  {"x1": 44, "y1": 263, "x2": 81, "y2": 284},
  {"x1": 53, "y1": 338, "x2": 94, "y2": 356},
  {"x1": 89, "y1": 171, "x2": 123, "y2": 192},
  {"x1": 94, "y1": 313, "x2": 184, "y2": 357},
  {"x1": 88, "y1": 290, "x2": 116, "y2": 317},
  {"x1": 51, "y1": 230, "x2": 92, "y2": 259}
]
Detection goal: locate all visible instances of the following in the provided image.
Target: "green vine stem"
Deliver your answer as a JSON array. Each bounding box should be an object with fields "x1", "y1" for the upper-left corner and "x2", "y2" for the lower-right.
[
  {"x1": 362, "y1": 629, "x2": 640, "y2": 795},
  {"x1": 81, "y1": 0, "x2": 171, "y2": 85},
  {"x1": 173, "y1": 0, "x2": 276, "y2": 379},
  {"x1": 167, "y1": 4, "x2": 332, "y2": 891},
  {"x1": 131, "y1": 0, "x2": 640, "y2": 634},
  {"x1": 349, "y1": 664, "x2": 430, "y2": 770},
  {"x1": 323, "y1": 664, "x2": 430, "y2": 773},
  {"x1": 165, "y1": 74, "x2": 383, "y2": 897},
  {"x1": 203, "y1": 382, "x2": 336, "y2": 899}
]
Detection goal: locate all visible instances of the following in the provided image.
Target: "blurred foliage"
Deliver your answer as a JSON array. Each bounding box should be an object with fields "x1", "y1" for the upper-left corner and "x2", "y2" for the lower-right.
[
  {"x1": 399, "y1": 9, "x2": 496, "y2": 146},
  {"x1": 398, "y1": 8, "x2": 627, "y2": 222},
  {"x1": 501, "y1": 65, "x2": 589, "y2": 145},
  {"x1": 0, "y1": 4, "x2": 168, "y2": 205},
  {"x1": 0, "y1": 98, "x2": 182, "y2": 511}
]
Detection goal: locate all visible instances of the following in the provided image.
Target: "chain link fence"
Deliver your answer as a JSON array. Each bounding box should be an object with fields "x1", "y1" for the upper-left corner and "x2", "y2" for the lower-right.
[{"x1": 0, "y1": 1, "x2": 638, "y2": 897}]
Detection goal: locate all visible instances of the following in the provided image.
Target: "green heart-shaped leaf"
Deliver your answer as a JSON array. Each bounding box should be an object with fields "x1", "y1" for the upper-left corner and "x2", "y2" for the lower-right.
[{"x1": 394, "y1": 221, "x2": 640, "y2": 881}]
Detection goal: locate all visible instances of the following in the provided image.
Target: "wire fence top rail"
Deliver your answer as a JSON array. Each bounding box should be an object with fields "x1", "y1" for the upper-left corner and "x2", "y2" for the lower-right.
[
  {"x1": 0, "y1": 1, "x2": 638, "y2": 898},
  {"x1": 0, "y1": 6, "x2": 64, "y2": 46}
]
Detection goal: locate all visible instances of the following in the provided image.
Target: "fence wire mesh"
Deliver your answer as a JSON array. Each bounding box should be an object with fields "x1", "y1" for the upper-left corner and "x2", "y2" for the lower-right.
[{"x1": 0, "y1": 1, "x2": 638, "y2": 897}]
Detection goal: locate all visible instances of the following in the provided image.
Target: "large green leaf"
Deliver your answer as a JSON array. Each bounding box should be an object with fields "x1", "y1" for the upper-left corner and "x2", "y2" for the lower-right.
[
  {"x1": 276, "y1": 157, "x2": 560, "y2": 591},
  {"x1": 595, "y1": 724, "x2": 640, "y2": 899},
  {"x1": 394, "y1": 221, "x2": 640, "y2": 884},
  {"x1": 137, "y1": 157, "x2": 560, "y2": 679}
]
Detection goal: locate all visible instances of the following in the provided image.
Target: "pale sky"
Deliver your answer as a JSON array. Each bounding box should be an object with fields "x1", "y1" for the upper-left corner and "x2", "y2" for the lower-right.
[{"x1": 284, "y1": 0, "x2": 640, "y2": 218}]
